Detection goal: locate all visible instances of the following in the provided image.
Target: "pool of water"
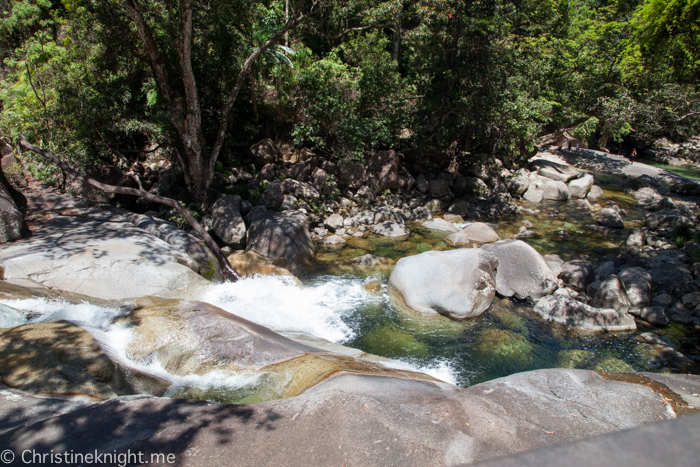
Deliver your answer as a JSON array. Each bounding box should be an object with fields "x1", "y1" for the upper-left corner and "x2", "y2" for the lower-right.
[{"x1": 640, "y1": 159, "x2": 700, "y2": 181}]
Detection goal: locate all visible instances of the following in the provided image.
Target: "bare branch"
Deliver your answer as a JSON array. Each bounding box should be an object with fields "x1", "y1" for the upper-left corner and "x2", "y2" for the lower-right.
[
  {"x1": 18, "y1": 135, "x2": 240, "y2": 282},
  {"x1": 208, "y1": 7, "x2": 309, "y2": 171}
]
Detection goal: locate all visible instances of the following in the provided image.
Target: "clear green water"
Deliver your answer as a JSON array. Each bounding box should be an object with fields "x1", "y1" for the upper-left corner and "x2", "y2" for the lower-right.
[
  {"x1": 641, "y1": 159, "x2": 700, "y2": 181},
  {"x1": 300, "y1": 177, "x2": 699, "y2": 386}
]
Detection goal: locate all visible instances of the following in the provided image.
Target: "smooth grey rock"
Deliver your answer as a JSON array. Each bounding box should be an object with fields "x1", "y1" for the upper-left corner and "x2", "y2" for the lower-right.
[
  {"x1": 0, "y1": 369, "x2": 687, "y2": 467},
  {"x1": 537, "y1": 164, "x2": 581, "y2": 182},
  {"x1": 281, "y1": 179, "x2": 321, "y2": 203},
  {"x1": 671, "y1": 180, "x2": 700, "y2": 196},
  {"x1": 638, "y1": 306, "x2": 670, "y2": 326},
  {"x1": 0, "y1": 210, "x2": 209, "y2": 300},
  {"x1": 373, "y1": 207, "x2": 401, "y2": 224},
  {"x1": 507, "y1": 174, "x2": 530, "y2": 196},
  {"x1": 586, "y1": 280, "x2": 602, "y2": 297},
  {"x1": 568, "y1": 174, "x2": 594, "y2": 199},
  {"x1": 481, "y1": 239, "x2": 558, "y2": 300},
  {"x1": 559, "y1": 261, "x2": 595, "y2": 291},
  {"x1": 389, "y1": 249, "x2": 498, "y2": 319},
  {"x1": 541, "y1": 180, "x2": 571, "y2": 201},
  {"x1": 372, "y1": 221, "x2": 410, "y2": 237},
  {"x1": 587, "y1": 185, "x2": 604, "y2": 199},
  {"x1": 446, "y1": 222, "x2": 500, "y2": 245},
  {"x1": 422, "y1": 218, "x2": 459, "y2": 233},
  {"x1": 324, "y1": 214, "x2": 344, "y2": 232},
  {"x1": 652, "y1": 293, "x2": 674, "y2": 307},
  {"x1": 523, "y1": 186, "x2": 544, "y2": 203},
  {"x1": 346, "y1": 210, "x2": 374, "y2": 226},
  {"x1": 646, "y1": 210, "x2": 694, "y2": 229},
  {"x1": 211, "y1": 195, "x2": 246, "y2": 248},
  {"x1": 355, "y1": 185, "x2": 376, "y2": 202},
  {"x1": 619, "y1": 267, "x2": 652, "y2": 309},
  {"x1": 534, "y1": 295, "x2": 637, "y2": 331},
  {"x1": 247, "y1": 210, "x2": 314, "y2": 267},
  {"x1": 597, "y1": 208, "x2": 624, "y2": 228},
  {"x1": 590, "y1": 275, "x2": 631, "y2": 313}
]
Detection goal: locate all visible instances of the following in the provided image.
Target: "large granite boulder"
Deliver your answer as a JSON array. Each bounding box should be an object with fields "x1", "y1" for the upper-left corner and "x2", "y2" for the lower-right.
[
  {"x1": 247, "y1": 210, "x2": 314, "y2": 267},
  {"x1": 280, "y1": 179, "x2": 321, "y2": 203},
  {"x1": 568, "y1": 174, "x2": 594, "y2": 199},
  {"x1": 226, "y1": 250, "x2": 299, "y2": 283},
  {"x1": 597, "y1": 208, "x2": 624, "y2": 228},
  {"x1": 559, "y1": 261, "x2": 595, "y2": 291},
  {"x1": 446, "y1": 222, "x2": 500, "y2": 246},
  {"x1": 337, "y1": 160, "x2": 366, "y2": 189},
  {"x1": 1, "y1": 369, "x2": 688, "y2": 467},
  {"x1": 250, "y1": 138, "x2": 278, "y2": 166},
  {"x1": 534, "y1": 295, "x2": 637, "y2": 331},
  {"x1": 388, "y1": 249, "x2": 498, "y2": 319},
  {"x1": 589, "y1": 275, "x2": 631, "y2": 313},
  {"x1": 211, "y1": 195, "x2": 246, "y2": 248},
  {"x1": 421, "y1": 218, "x2": 458, "y2": 233},
  {"x1": 647, "y1": 262, "x2": 693, "y2": 294},
  {"x1": 619, "y1": 267, "x2": 652, "y2": 309},
  {"x1": 372, "y1": 221, "x2": 410, "y2": 237},
  {"x1": 0, "y1": 210, "x2": 209, "y2": 300},
  {"x1": 0, "y1": 174, "x2": 23, "y2": 243},
  {"x1": 535, "y1": 162, "x2": 581, "y2": 182},
  {"x1": 481, "y1": 239, "x2": 558, "y2": 300},
  {"x1": 541, "y1": 180, "x2": 571, "y2": 201},
  {"x1": 366, "y1": 150, "x2": 399, "y2": 194},
  {"x1": 259, "y1": 182, "x2": 284, "y2": 209},
  {"x1": 645, "y1": 210, "x2": 694, "y2": 229},
  {"x1": 507, "y1": 171, "x2": 530, "y2": 196}
]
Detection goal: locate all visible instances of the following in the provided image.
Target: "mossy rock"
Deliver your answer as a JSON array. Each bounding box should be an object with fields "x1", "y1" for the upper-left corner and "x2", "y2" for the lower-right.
[
  {"x1": 475, "y1": 328, "x2": 534, "y2": 366},
  {"x1": 338, "y1": 248, "x2": 366, "y2": 258},
  {"x1": 315, "y1": 252, "x2": 339, "y2": 263},
  {"x1": 556, "y1": 349, "x2": 596, "y2": 369},
  {"x1": 346, "y1": 237, "x2": 377, "y2": 252},
  {"x1": 364, "y1": 327, "x2": 429, "y2": 358},
  {"x1": 593, "y1": 357, "x2": 635, "y2": 373},
  {"x1": 488, "y1": 302, "x2": 528, "y2": 335},
  {"x1": 416, "y1": 242, "x2": 433, "y2": 253}
]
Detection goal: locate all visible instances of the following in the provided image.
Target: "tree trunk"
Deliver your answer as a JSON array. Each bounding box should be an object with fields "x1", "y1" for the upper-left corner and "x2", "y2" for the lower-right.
[{"x1": 18, "y1": 135, "x2": 240, "y2": 282}]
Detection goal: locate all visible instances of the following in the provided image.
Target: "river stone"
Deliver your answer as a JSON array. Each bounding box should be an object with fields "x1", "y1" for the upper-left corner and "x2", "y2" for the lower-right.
[
  {"x1": 648, "y1": 262, "x2": 693, "y2": 293},
  {"x1": 597, "y1": 208, "x2": 624, "y2": 228},
  {"x1": 481, "y1": 239, "x2": 558, "y2": 300},
  {"x1": 568, "y1": 174, "x2": 595, "y2": 199},
  {"x1": 537, "y1": 164, "x2": 580, "y2": 182},
  {"x1": 211, "y1": 195, "x2": 246, "y2": 248},
  {"x1": 541, "y1": 180, "x2": 571, "y2": 201},
  {"x1": 421, "y1": 218, "x2": 459, "y2": 233},
  {"x1": 637, "y1": 307, "x2": 670, "y2": 326},
  {"x1": 388, "y1": 249, "x2": 498, "y2": 319},
  {"x1": 415, "y1": 173, "x2": 429, "y2": 193},
  {"x1": 444, "y1": 213, "x2": 464, "y2": 223},
  {"x1": 445, "y1": 222, "x2": 500, "y2": 246},
  {"x1": 589, "y1": 275, "x2": 631, "y2": 313},
  {"x1": 348, "y1": 254, "x2": 395, "y2": 268},
  {"x1": 0, "y1": 210, "x2": 209, "y2": 300},
  {"x1": 646, "y1": 210, "x2": 694, "y2": 229},
  {"x1": 247, "y1": 210, "x2": 314, "y2": 267},
  {"x1": 428, "y1": 179, "x2": 452, "y2": 198},
  {"x1": 320, "y1": 234, "x2": 346, "y2": 248},
  {"x1": 534, "y1": 295, "x2": 637, "y2": 331},
  {"x1": 619, "y1": 267, "x2": 652, "y2": 309},
  {"x1": 126, "y1": 299, "x2": 321, "y2": 374},
  {"x1": 324, "y1": 214, "x2": 344, "y2": 232},
  {"x1": 372, "y1": 221, "x2": 410, "y2": 237},
  {"x1": 226, "y1": 250, "x2": 298, "y2": 283},
  {"x1": 670, "y1": 180, "x2": 700, "y2": 196},
  {"x1": 626, "y1": 228, "x2": 645, "y2": 250},
  {"x1": 373, "y1": 207, "x2": 401, "y2": 224},
  {"x1": 0, "y1": 320, "x2": 170, "y2": 399},
  {"x1": 507, "y1": 174, "x2": 530, "y2": 196},
  {"x1": 593, "y1": 261, "x2": 617, "y2": 281},
  {"x1": 587, "y1": 185, "x2": 604, "y2": 199},
  {"x1": 345, "y1": 210, "x2": 374, "y2": 226},
  {"x1": 281, "y1": 179, "x2": 321, "y2": 203},
  {"x1": 523, "y1": 185, "x2": 544, "y2": 203},
  {"x1": 0, "y1": 175, "x2": 23, "y2": 244},
  {"x1": 559, "y1": 260, "x2": 595, "y2": 291},
  {"x1": 544, "y1": 253, "x2": 564, "y2": 276}
]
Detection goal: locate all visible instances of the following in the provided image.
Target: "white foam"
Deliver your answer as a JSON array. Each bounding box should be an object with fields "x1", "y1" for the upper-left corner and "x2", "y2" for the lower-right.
[
  {"x1": 200, "y1": 275, "x2": 379, "y2": 343},
  {"x1": 382, "y1": 358, "x2": 460, "y2": 386}
]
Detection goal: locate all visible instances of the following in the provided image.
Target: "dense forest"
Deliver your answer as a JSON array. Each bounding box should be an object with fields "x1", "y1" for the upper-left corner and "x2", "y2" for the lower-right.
[{"x1": 1, "y1": 0, "x2": 699, "y2": 202}]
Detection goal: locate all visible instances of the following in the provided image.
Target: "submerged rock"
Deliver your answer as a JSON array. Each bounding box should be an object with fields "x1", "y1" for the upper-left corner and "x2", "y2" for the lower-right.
[
  {"x1": 481, "y1": 239, "x2": 558, "y2": 300},
  {"x1": 421, "y1": 218, "x2": 458, "y2": 233},
  {"x1": 534, "y1": 295, "x2": 636, "y2": 331},
  {"x1": 349, "y1": 254, "x2": 395, "y2": 268},
  {"x1": 388, "y1": 249, "x2": 498, "y2": 319}
]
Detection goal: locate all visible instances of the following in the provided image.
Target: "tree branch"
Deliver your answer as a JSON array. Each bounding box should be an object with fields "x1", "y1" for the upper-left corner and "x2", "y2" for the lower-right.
[
  {"x1": 208, "y1": 5, "x2": 311, "y2": 172},
  {"x1": 18, "y1": 135, "x2": 240, "y2": 283}
]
